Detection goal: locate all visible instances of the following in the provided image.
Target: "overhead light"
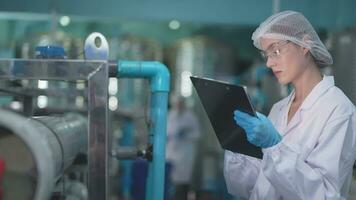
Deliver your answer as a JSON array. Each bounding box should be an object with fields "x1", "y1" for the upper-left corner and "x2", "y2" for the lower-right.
[
  {"x1": 180, "y1": 71, "x2": 192, "y2": 97},
  {"x1": 38, "y1": 80, "x2": 48, "y2": 89},
  {"x1": 108, "y1": 78, "x2": 118, "y2": 95},
  {"x1": 37, "y1": 95, "x2": 48, "y2": 108},
  {"x1": 9, "y1": 101, "x2": 22, "y2": 110},
  {"x1": 109, "y1": 96, "x2": 118, "y2": 111},
  {"x1": 169, "y1": 20, "x2": 180, "y2": 30},
  {"x1": 76, "y1": 81, "x2": 86, "y2": 90},
  {"x1": 75, "y1": 96, "x2": 84, "y2": 108},
  {"x1": 59, "y1": 16, "x2": 71, "y2": 27}
]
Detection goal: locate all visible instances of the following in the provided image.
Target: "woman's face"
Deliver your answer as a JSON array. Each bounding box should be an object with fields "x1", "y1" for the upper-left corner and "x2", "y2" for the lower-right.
[{"x1": 259, "y1": 37, "x2": 309, "y2": 85}]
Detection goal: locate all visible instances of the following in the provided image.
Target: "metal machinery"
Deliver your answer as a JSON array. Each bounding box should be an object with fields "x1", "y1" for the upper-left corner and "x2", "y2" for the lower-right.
[
  {"x1": 0, "y1": 111, "x2": 87, "y2": 200},
  {"x1": 0, "y1": 57, "x2": 170, "y2": 200},
  {"x1": 167, "y1": 36, "x2": 235, "y2": 99},
  {"x1": 18, "y1": 31, "x2": 84, "y2": 113}
]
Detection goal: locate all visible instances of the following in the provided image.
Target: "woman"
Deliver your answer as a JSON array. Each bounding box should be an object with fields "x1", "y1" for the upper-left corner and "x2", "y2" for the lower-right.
[{"x1": 224, "y1": 10, "x2": 356, "y2": 199}]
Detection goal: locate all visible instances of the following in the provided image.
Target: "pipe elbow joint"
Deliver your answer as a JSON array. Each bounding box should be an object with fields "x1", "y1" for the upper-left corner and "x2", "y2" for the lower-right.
[
  {"x1": 151, "y1": 62, "x2": 170, "y2": 92},
  {"x1": 117, "y1": 60, "x2": 170, "y2": 92}
]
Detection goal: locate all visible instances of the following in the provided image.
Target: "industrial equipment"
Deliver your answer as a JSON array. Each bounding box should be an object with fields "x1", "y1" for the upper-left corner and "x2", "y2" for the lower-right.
[
  {"x1": 0, "y1": 51, "x2": 170, "y2": 200},
  {"x1": 0, "y1": 59, "x2": 109, "y2": 200},
  {"x1": 0, "y1": 111, "x2": 87, "y2": 200}
]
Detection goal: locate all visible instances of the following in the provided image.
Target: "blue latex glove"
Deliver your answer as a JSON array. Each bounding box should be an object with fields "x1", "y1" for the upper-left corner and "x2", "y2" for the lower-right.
[{"x1": 233, "y1": 110, "x2": 282, "y2": 148}]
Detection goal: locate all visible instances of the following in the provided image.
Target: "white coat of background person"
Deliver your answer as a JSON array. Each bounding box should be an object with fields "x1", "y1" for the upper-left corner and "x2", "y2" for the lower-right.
[
  {"x1": 166, "y1": 96, "x2": 201, "y2": 199},
  {"x1": 224, "y1": 10, "x2": 356, "y2": 200}
]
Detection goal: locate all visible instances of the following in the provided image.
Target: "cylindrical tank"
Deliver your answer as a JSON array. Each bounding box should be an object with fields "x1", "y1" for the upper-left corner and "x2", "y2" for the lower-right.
[
  {"x1": 166, "y1": 36, "x2": 236, "y2": 149},
  {"x1": 167, "y1": 36, "x2": 235, "y2": 99},
  {"x1": 330, "y1": 28, "x2": 356, "y2": 104},
  {"x1": 166, "y1": 36, "x2": 236, "y2": 192},
  {"x1": 0, "y1": 109, "x2": 87, "y2": 200}
]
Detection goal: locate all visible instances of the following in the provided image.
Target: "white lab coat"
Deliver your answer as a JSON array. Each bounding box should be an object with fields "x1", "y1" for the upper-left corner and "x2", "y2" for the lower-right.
[
  {"x1": 224, "y1": 76, "x2": 356, "y2": 200},
  {"x1": 166, "y1": 108, "x2": 200, "y2": 184}
]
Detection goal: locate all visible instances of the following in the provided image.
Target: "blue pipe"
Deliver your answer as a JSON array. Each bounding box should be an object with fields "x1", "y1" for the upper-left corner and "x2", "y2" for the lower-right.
[
  {"x1": 146, "y1": 92, "x2": 168, "y2": 200},
  {"x1": 118, "y1": 60, "x2": 170, "y2": 92},
  {"x1": 117, "y1": 60, "x2": 170, "y2": 200},
  {"x1": 120, "y1": 121, "x2": 134, "y2": 198}
]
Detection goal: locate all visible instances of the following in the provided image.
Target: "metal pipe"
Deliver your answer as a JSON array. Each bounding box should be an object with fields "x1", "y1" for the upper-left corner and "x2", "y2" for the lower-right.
[
  {"x1": 108, "y1": 60, "x2": 118, "y2": 77},
  {"x1": 111, "y1": 146, "x2": 139, "y2": 159},
  {"x1": 111, "y1": 146, "x2": 152, "y2": 160},
  {"x1": 35, "y1": 113, "x2": 88, "y2": 171},
  {"x1": 0, "y1": 109, "x2": 87, "y2": 200},
  {"x1": 117, "y1": 60, "x2": 170, "y2": 200}
]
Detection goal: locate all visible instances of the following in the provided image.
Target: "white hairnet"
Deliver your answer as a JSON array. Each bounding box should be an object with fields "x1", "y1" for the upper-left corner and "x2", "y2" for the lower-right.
[{"x1": 252, "y1": 10, "x2": 333, "y2": 66}]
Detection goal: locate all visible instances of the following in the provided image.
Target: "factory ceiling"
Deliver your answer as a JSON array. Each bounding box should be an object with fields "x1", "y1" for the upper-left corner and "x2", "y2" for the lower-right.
[{"x1": 0, "y1": 0, "x2": 355, "y2": 29}]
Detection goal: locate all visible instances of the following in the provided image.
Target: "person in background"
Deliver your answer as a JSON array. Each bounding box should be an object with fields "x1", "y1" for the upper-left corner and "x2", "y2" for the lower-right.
[
  {"x1": 224, "y1": 10, "x2": 356, "y2": 199},
  {"x1": 166, "y1": 96, "x2": 201, "y2": 200}
]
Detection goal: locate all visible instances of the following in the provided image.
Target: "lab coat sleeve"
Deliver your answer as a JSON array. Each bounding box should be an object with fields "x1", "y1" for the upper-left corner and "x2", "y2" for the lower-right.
[
  {"x1": 262, "y1": 113, "x2": 356, "y2": 200},
  {"x1": 224, "y1": 150, "x2": 262, "y2": 198}
]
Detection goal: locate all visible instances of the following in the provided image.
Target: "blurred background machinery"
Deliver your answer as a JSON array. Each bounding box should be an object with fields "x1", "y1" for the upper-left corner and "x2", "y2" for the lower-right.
[
  {"x1": 330, "y1": 28, "x2": 356, "y2": 104},
  {"x1": 0, "y1": 58, "x2": 111, "y2": 200},
  {"x1": 0, "y1": 39, "x2": 170, "y2": 200}
]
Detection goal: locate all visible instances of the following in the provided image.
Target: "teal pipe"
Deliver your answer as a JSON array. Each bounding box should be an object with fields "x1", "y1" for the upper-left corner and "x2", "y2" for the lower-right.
[
  {"x1": 118, "y1": 60, "x2": 170, "y2": 92},
  {"x1": 120, "y1": 121, "x2": 134, "y2": 198},
  {"x1": 117, "y1": 60, "x2": 170, "y2": 200},
  {"x1": 146, "y1": 92, "x2": 168, "y2": 200},
  {"x1": 145, "y1": 95, "x2": 155, "y2": 200}
]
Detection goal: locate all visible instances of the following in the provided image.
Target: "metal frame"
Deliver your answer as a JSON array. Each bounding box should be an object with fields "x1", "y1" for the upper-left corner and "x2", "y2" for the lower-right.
[{"x1": 0, "y1": 59, "x2": 109, "y2": 200}]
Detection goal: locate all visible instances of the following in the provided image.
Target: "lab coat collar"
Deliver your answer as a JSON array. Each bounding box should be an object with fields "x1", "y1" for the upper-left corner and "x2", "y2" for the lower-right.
[
  {"x1": 277, "y1": 76, "x2": 334, "y2": 134},
  {"x1": 278, "y1": 90, "x2": 295, "y2": 112},
  {"x1": 275, "y1": 75, "x2": 335, "y2": 112},
  {"x1": 299, "y1": 75, "x2": 335, "y2": 110}
]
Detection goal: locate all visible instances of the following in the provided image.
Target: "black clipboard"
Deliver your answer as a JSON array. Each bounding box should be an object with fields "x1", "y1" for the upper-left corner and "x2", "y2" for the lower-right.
[{"x1": 190, "y1": 76, "x2": 263, "y2": 159}]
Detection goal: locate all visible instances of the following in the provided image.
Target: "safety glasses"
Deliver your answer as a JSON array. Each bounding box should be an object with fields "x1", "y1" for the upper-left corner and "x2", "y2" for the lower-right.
[{"x1": 260, "y1": 40, "x2": 290, "y2": 61}]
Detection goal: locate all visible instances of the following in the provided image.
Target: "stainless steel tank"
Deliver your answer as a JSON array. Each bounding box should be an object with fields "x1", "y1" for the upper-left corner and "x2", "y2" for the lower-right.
[
  {"x1": 166, "y1": 36, "x2": 236, "y2": 191},
  {"x1": 0, "y1": 109, "x2": 87, "y2": 200},
  {"x1": 167, "y1": 36, "x2": 235, "y2": 99}
]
